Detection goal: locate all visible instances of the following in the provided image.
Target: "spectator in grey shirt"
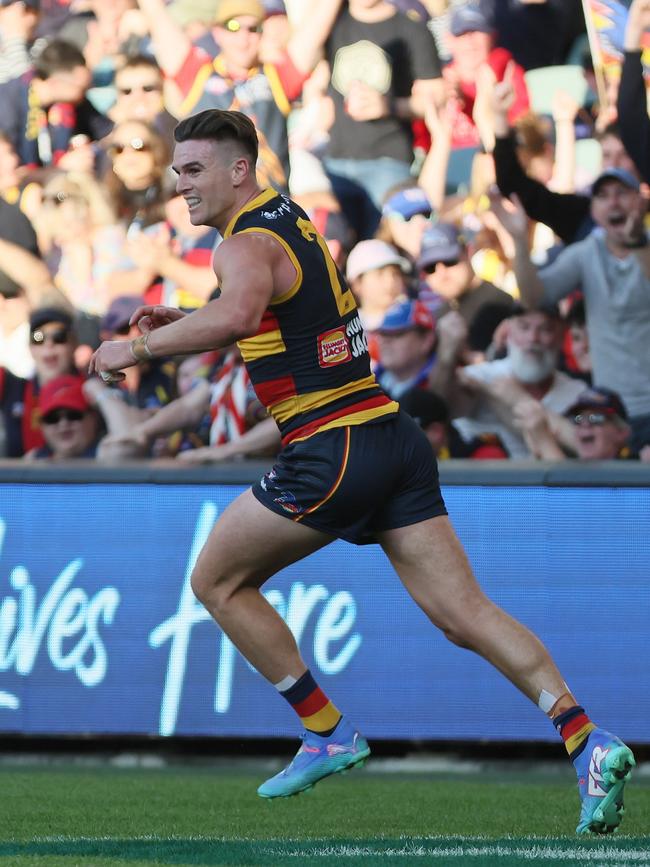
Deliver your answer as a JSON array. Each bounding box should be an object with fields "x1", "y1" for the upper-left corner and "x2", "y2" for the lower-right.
[{"x1": 493, "y1": 169, "x2": 650, "y2": 452}]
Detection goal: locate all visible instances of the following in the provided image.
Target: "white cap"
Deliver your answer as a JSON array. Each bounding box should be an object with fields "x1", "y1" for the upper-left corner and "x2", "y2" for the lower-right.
[{"x1": 346, "y1": 239, "x2": 410, "y2": 281}]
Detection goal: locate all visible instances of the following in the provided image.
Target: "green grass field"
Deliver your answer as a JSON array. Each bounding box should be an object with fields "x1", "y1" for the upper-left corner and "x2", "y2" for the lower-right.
[{"x1": 1, "y1": 759, "x2": 649, "y2": 866}]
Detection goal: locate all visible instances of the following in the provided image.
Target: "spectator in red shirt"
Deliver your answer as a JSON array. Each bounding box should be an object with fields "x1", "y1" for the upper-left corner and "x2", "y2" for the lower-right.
[
  {"x1": 443, "y1": 3, "x2": 529, "y2": 151},
  {"x1": 135, "y1": 0, "x2": 344, "y2": 191},
  {"x1": 0, "y1": 306, "x2": 80, "y2": 457}
]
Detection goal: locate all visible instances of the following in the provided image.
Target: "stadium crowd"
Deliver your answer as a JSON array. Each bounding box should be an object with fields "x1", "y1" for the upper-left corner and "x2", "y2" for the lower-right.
[{"x1": 1, "y1": 0, "x2": 649, "y2": 464}]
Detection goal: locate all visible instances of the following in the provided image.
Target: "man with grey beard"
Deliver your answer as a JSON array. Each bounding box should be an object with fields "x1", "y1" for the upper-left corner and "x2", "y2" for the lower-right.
[
  {"x1": 435, "y1": 305, "x2": 584, "y2": 458},
  {"x1": 491, "y1": 168, "x2": 650, "y2": 453}
]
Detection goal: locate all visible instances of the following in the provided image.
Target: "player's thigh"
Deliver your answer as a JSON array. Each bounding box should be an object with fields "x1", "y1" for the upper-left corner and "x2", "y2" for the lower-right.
[
  {"x1": 377, "y1": 515, "x2": 487, "y2": 624},
  {"x1": 192, "y1": 488, "x2": 334, "y2": 595}
]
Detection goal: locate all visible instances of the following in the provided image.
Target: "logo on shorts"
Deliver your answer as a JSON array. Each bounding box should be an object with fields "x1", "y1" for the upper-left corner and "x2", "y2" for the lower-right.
[
  {"x1": 273, "y1": 492, "x2": 303, "y2": 515},
  {"x1": 318, "y1": 328, "x2": 351, "y2": 368}
]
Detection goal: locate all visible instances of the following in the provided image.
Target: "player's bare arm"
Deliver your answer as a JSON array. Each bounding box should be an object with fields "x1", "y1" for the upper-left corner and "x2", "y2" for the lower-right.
[{"x1": 89, "y1": 233, "x2": 279, "y2": 380}]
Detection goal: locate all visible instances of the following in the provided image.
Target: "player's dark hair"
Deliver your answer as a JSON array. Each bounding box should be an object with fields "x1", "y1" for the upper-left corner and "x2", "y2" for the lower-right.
[
  {"x1": 174, "y1": 109, "x2": 259, "y2": 167},
  {"x1": 33, "y1": 40, "x2": 86, "y2": 79}
]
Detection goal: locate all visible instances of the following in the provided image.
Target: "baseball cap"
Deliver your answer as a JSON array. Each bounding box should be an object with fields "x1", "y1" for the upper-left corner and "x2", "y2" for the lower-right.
[
  {"x1": 417, "y1": 223, "x2": 464, "y2": 271},
  {"x1": 29, "y1": 306, "x2": 74, "y2": 333},
  {"x1": 167, "y1": 0, "x2": 219, "y2": 26},
  {"x1": 376, "y1": 299, "x2": 435, "y2": 334},
  {"x1": 101, "y1": 296, "x2": 145, "y2": 334},
  {"x1": 214, "y1": 0, "x2": 265, "y2": 24},
  {"x1": 399, "y1": 387, "x2": 449, "y2": 427},
  {"x1": 565, "y1": 387, "x2": 628, "y2": 421},
  {"x1": 591, "y1": 168, "x2": 640, "y2": 195},
  {"x1": 382, "y1": 187, "x2": 433, "y2": 221},
  {"x1": 346, "y1": 239, "x2": 410, "y2": 281},
  {"x1": 450, "y1": 3, "x2": 493, "y2": 37},
  {"x1": 39, "y1": 375, "x2": 89, "y2": 418}
]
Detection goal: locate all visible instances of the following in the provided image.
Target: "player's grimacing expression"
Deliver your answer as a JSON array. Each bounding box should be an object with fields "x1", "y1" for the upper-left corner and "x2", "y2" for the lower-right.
[{"x1": 173, "y1": 138, "x2": 243, "y2": 228}]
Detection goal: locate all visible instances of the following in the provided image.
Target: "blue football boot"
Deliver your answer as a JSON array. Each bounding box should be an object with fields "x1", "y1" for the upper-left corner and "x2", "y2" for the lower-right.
[
  {"x1": 573, "y1": 727, "x2": 636, "y2": 834},
  {"x1": 257, "y1": 717, "x2": 370, "y2": 798}
]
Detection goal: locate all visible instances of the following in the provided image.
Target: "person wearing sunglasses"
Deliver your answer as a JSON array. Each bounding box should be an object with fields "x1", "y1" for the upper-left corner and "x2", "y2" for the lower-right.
[
  {"x1": 110, "y1": 55, "x2": 177, "y2": 151},
  {"x1": 417, "y1": 221, "x2": 515, "y2": 340},
  {"x1": 25, "y1": 373, "x2": 102, "y2": 461},
  {"x1": 565, "y1": 388, "x2": 635, "y2": 462},
  {"x1": 135, "y1": 0, "x2": 346, "y2": 192},
  {"x1": 1, "y1": 306, "x2": 80, "y2": 457}
]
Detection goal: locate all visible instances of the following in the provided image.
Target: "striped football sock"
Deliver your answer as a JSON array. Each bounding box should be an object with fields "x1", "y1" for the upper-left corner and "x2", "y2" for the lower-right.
[
  {"x1": 276, "y1": 670, "x2": 342, "y2": 737},
  {"x1": 553, "y1": 705, "x2": 596, "y2": 760}
]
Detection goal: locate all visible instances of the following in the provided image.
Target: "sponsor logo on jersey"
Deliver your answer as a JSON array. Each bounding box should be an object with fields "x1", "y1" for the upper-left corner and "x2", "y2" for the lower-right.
[{"x1": 318, "y1": 328, "x2": 352, "y2": 367}]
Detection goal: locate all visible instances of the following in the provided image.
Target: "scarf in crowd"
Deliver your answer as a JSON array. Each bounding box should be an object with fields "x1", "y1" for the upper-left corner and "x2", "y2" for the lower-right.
[{"x1": 208, "y1": 350, "x2": 251, "y2": 445}]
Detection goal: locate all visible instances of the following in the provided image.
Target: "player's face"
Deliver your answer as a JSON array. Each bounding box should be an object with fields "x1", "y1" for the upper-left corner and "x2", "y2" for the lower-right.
[{"x1": 173, "y1": 138, "x2": 240, "y2": 228}]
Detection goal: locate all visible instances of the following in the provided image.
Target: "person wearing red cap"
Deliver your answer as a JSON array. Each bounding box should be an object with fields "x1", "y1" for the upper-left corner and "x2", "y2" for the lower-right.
[
  {"x1": 26, "y1": 373, "x2": 102, "y2": 460},
  {"x1": 90, "y1": 109, "x2": 635, "y2": 831}
]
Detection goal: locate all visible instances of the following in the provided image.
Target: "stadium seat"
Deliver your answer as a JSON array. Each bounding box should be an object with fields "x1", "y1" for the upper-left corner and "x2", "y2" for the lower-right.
[{"x1": 524, "y1": 65, "x2": 589, "y2": 116}]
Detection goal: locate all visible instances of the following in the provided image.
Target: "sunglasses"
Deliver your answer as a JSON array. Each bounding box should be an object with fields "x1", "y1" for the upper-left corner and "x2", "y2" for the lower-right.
[
  {"x1": 30, "y1": 327, "x2": 71, "y2": 346},
  {"x1": 118, "y1": 84, "x2": 161, "y2": 96},
  {"x1": 572, "y1": 412, "x2": 611, "y2": 426},
  {"x1": 108, "y1": 138, "x2": 152, "y2": 157},
  {"x1": 41, "y1": 409, "x2": 85, "y2": 425},
  {"x1": 422, "y1": 259, "x2": 459, "y2": 274},
  {"x1": 224, "y1": 18, "x2": 263, "y2": 33}
]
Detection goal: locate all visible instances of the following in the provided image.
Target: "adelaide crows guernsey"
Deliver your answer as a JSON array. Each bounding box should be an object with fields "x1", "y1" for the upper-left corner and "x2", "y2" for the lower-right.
[{"x1": 225, "y1": 189, "x2": 399, "y2": 445}]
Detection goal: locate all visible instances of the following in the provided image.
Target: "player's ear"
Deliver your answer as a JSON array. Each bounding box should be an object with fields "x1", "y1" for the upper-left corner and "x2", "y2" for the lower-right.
[{"x1": 231, "y1": 156, "x2": 250, "y2": 185}]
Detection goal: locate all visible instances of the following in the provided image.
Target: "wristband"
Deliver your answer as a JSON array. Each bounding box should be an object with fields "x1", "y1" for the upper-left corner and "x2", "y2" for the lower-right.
[{"x1": 130, "y1": 332, "x2": 154, "y2": 362}]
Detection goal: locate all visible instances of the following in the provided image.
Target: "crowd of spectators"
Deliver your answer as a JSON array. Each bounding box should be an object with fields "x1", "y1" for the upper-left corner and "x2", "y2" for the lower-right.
[{"x1": 1, "y1": 0, "x2": 649, "y2": 465}]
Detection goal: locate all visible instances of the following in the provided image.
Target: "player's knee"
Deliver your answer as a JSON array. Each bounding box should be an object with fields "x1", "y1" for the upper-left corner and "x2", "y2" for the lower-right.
[
  {"x1": 433, "y1": 597, "x2": 491, "y2": 650},
  {"x1": 190, "y1": 563, "x2": 229, "y2": 607}
]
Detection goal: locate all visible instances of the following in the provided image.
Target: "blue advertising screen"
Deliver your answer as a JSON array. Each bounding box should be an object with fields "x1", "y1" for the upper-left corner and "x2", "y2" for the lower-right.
[{"x1": 0, "y1": 482, "x2": 648, "y2": 741}]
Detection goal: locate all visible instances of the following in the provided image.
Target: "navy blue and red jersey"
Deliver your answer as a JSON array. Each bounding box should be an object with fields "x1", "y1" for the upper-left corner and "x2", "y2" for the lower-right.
[
  {"x1": 226, "y1": 189, "x2": 399, "y2": 445},
  {"x1": 0, "y1": 73, "x2": 112, "y2": 168}
]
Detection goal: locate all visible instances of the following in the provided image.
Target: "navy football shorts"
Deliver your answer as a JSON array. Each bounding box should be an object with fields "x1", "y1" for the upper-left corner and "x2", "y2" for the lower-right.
[{"x1": 252, "y1": 410, "x2": 447, "y2": 545}]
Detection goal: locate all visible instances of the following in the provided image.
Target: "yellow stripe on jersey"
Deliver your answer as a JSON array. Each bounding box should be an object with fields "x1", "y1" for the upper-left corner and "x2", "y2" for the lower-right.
[
  {"x1": 263, "y1": 63, "x2": 291, "y2": 117},
  {"x1": 238, "y1": 328, "x2": 286, "y2": 362},
  {"x1": 269, "y1": 374, "x2": 379, "y2": 423},
  {"x1": 179, "y1": 62, "x2": 215, "y2": 116},
  {"x1": 289, "y1": 401, "x2": 400, "y2": 444},
  {"x1": 224, "y1": 188, "x2": 278, "y2": 239},
  {"x1": 237, "y1": 226, "x2": 303, "y2": 304}
]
